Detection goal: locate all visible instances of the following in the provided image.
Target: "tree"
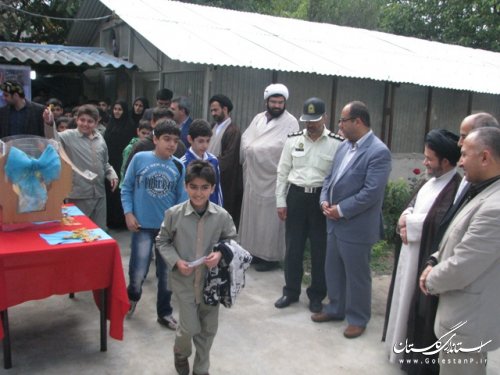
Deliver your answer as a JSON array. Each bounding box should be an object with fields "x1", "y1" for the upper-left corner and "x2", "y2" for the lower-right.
[
  {"x1": 182, "y1": 0, "x2": 499, "y2": 52},
  {"x1": 182, "y1": 0, "x2": 383, "y2": 28},
  {"x1": 0, "y1": 0, "x2": 82, "y2": 44},
  {"x1": 379, "y1": 0, "x2": 500, "y2": 52},
  {"x1": 307, "y1": 0, "x2": 385, "y2": 29}
]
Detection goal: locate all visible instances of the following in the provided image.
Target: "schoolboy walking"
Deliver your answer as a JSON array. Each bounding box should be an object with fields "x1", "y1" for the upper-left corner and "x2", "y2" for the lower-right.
[
  {"x1": 157, "y1": 160, "x2": 237, "y2": 375},
  {"x1": 58, "y1": 104, "x2": 118, "y2": 230},
  {"x1": 121, "y1": 120, "x2": 187, "y2": 329},
  {"x1": 180, "y1": 119, "x2": 223, "y2": 206}
]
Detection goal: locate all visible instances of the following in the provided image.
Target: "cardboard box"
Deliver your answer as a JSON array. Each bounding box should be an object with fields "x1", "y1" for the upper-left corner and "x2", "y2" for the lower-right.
[{"x1": 0, "y1": 137, "x2": 72, "y2": 230}]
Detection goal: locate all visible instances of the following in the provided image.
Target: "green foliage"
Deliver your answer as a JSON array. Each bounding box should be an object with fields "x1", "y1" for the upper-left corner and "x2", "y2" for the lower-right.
[
  {"x1": 371, "y1": 239, "x2": 393, "y2": 275},
  {"x1": 379, "y1": 0, "x2": 500, "y2": 52},
  {"x1": 0, "y1": 0, "x2": 82, "y2": 44},
  {"x1": 382, "y1": 179, "x2": 412, "y2": 245},
  {"x1": 184, "y1": 0, "x2": 500, "y2": 52},
  {"x1": 307, "y1": 0, "x2": 385, "y2": 29}
]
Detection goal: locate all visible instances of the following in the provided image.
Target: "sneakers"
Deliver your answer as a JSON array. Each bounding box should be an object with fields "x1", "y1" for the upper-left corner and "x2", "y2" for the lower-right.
[
  {"x1": 127, "y1": 300, "x2": 138, "y2": 318},
  {"x1": 157, "y1": 314, "x2": 178, "y2": 330}
]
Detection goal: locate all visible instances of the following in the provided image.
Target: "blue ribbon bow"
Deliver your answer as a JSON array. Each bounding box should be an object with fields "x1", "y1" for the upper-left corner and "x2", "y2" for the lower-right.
[{"x1": 5, "y1": 144, "x2": 61, "y2": 212}]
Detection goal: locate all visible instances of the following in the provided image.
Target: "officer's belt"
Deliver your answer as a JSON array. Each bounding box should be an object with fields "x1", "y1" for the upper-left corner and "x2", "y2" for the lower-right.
[{"x1": 289, "y1": 184, "x2": 322, "y2": 194}]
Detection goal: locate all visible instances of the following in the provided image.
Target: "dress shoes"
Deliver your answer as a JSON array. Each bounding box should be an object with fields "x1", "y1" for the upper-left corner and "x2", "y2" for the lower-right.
[
  {"x1": 343, "y1": 324, "x2": 366, "y2": 339},
  {"x1": 311, "y1": 312, "x2": 344, "y2": 323},
  {"x1": 274, "y1": 295, "x2": 298, "y2": 308},
  {"x1": 309, "y1": 300, "x2": 323, "y2": 313}
]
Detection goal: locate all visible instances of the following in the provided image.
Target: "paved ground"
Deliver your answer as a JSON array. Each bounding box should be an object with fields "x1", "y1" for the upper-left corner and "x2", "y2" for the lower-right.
[{"x1": 2, "y1": 228, "x2": 499, "y2": 374}]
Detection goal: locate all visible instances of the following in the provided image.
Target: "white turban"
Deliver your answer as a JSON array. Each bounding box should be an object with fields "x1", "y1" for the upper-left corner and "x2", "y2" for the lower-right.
[{"x1": 264, "y1": 83, "x2": 289, "y2": 101}]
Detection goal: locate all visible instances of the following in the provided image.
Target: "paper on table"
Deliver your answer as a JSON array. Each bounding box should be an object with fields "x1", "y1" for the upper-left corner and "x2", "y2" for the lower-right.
[
  {"x1": 62, "y1": 205, "x2": 85, "y2": 217},
  {"x1": 40, "y1": 228, "x2": 112, "y2": 245},
  {"x1": 187, "y1": 256, "x2": 206, "y2": 268}
]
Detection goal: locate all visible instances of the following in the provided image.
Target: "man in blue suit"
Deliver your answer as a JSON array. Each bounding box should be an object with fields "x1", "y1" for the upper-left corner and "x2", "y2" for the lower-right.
[{"x1": 313, "y1": 101, "x2": 392, "y2": 339}]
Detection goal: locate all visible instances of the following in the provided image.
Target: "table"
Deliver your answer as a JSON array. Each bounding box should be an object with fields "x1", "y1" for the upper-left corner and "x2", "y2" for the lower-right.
[{"x1": 0, "y1": 212, "x2": 129, "y2": 368}]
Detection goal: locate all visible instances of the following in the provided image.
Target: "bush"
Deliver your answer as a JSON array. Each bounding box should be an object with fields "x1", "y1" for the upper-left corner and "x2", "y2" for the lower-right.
[{"x1": 382, "y1": 179, "x2": 412, "y2": 244}]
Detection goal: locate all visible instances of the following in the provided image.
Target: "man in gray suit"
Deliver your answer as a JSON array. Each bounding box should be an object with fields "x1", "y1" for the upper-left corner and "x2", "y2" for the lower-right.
[
  {"x1": 420, "y1": 126, "x2": 500, "y2": 375},
  {"x1": 313, "y1": 101, "x2": 392, "y2": 339}
]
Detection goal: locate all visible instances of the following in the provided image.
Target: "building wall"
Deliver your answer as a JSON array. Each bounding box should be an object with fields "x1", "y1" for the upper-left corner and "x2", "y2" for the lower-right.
[
  {"x1": 430, "y1": 88, "x2": 469, "y2": 132},
  {"x1": 472, "y1": 93, "x2": 500, "y2": 119},
  {"x1": 390, "y1": 84, "x2": 428, "y2": 153},
  {"x1": 211, "y1": 66, "x2": 273, "y2": 128},
  {"x1": 97, "y1": 22, "x2": 500, "y2": 158},
  {"x1": 335, "y1": 77, "x2": 385, "y2": 137}
]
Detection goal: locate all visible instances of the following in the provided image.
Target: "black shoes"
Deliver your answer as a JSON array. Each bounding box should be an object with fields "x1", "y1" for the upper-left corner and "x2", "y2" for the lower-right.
[
  {"x1": 309, "y1": 300, "x2": 323, "y2": 313},
  {"x1": 274, "y1": 295, "x2": 299, "y2": 308},
  {"x1": 157, "y1": 315, "x2": 178, "y2": 330}
]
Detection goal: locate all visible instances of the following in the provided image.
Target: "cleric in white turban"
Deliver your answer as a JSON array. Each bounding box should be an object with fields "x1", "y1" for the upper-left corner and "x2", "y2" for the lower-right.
[{"x1": 239, "y1": 83, "x2": 299, "y2": 271}]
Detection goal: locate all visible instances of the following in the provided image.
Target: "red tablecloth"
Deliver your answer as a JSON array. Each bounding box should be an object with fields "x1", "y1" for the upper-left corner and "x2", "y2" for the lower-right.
[{"x1": 0, "y1": 214, "x2": 129, "y2": 340}]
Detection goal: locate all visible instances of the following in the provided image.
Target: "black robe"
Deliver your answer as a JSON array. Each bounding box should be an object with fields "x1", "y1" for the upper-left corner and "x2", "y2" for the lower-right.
[
  {"x1": 104, "y1": 100, "x2": 137, "y2": 228},
  {"x1": 214, "y1": 122, "x2": 243, "y2": 228},
  {"x1": 383, "y1": 172, "x2": 461, "y2": 375}
]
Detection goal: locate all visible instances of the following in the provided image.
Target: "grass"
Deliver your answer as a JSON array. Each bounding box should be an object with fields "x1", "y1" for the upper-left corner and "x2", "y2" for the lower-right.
[{"x1": 301, "y1": 239, "x2": 394, "y2": 286}]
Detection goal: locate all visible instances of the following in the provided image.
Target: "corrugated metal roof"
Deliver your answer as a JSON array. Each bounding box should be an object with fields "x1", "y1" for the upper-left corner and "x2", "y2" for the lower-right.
[
  {"x1": 99, "y1": 0, "x2": 500, "y2": 95},
  {"x1": 66, "y1": 0, "x2": 111, "y2": 46},
  {"x1": 0, "y1": 42, "x2": 136, "y2": 69}
]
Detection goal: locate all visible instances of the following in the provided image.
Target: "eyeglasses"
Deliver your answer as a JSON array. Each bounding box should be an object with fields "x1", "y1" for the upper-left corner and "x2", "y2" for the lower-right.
[{"x1": 338, "y1": 117, "x2": 356, "y2": 124}]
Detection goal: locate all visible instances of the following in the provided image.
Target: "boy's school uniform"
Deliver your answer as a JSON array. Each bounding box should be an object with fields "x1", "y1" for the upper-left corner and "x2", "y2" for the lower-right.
[
  {"x1": 180, "y1": 148, "x2": 223, "y2": 206},
  {"x1": 119, "y1": 136, "x2": 139, "y2": 186},
  {"x1": 157, "y1": 200, "x2": 237, "y2": 303},
  {"x1": 156, "y1": 200, "x2": 237, "y2": 374}
]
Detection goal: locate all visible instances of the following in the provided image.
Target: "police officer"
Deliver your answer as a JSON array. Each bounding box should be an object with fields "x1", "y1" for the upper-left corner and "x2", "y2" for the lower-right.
[{"x1": 275, "y1": 97, "x2": 343, "y2": 313}]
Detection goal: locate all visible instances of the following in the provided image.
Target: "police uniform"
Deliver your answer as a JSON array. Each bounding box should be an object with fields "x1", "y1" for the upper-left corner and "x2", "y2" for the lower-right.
[{"x1": 276, "y1": 124, "x2": 343, "y2": 307}]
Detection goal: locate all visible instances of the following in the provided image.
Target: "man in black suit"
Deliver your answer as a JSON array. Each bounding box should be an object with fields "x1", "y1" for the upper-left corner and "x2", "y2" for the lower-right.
[{"x1": 0, "y1": 80, "x2": 51, "y2": 138}]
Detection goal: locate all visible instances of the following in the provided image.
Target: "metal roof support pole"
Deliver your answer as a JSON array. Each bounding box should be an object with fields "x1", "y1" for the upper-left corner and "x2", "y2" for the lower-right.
[
  {"x1": 158, "y1": 52, "x2": 164, "y2": 89},
  {"x1": 202, "y1": 66, "x2": 213, "y2": 121},
  {"x1": 386, "y1": 83, "x2": 396, "y2": 151},
  {"x1": 467, "y1": 92, "x2": 473, "y2": 115},
  {"x1": 424, "y1": 87, "x2": 433, "y2": 137},
  {"x1": 329, "y1": 76, "x2": 339, "y2": 132},
  {"x1": 381, "y1": 82, "x2": 396, "y2": 149},
  {"x1": 272, "y1": 70, "x2": 278, "y2": 84},
  {"x1": 381, "y1": 82, "x2": 389, "y2": 144}
]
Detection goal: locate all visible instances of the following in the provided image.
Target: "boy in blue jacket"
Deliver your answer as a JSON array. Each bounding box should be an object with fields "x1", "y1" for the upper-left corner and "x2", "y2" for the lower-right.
[
  {"x1": 121, "y1": 119, "x2": 187, "y2": 329},
  {"x1": 180, "y1": 119, "x2": 223, "y2": 206}
]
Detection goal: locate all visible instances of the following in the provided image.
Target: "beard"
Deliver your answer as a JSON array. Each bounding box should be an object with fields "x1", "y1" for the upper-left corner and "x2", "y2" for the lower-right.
[
  {"x1": 267, "y1": 104, "x2": 285, "y2": 118},
  {"x1": 212, "y1": 113, "x2": 225, "y2": 123}
]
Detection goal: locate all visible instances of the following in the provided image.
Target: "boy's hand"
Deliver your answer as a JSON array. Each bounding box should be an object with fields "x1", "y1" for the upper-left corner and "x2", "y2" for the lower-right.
[
  {"x1": 176, "y1": 260, "x2": 193, "y2": 276},
  {"x1": 43, "y1": 108, "x2": 54, "y2": 126},
  {"x1": 204, "y1": 251, "x2": 222, "y2": 269},
  {"x1": 125, "y1": 212, "x2": 141, "y2": 232}
]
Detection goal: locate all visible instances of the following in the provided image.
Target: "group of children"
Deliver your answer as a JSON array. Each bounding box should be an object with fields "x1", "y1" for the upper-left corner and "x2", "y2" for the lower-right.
[{"x1": 59, "y1": 104, "x2": 231, "y2": 375}]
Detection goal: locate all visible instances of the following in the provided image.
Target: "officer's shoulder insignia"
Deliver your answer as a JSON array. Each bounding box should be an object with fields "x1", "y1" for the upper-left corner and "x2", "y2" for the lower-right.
[
  {"x1": 328, "y1": 132, "x2": 345, "y2": 142},
  {"x1": 288, "y1": 130, "x2": 304, "y2": 137}
]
